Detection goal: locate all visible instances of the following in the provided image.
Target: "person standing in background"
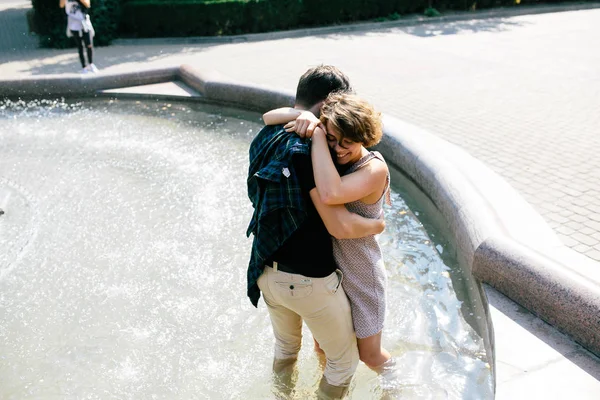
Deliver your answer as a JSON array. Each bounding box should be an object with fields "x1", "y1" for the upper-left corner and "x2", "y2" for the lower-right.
[{"x1": 59, "y1": 0, "x2": 98, "y2": 73}]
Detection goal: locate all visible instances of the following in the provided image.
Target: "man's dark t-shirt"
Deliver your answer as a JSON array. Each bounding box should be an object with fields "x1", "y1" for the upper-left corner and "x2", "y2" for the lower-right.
[{"x1": 268, "y1": 153, "x2": 337, "y2": 277}]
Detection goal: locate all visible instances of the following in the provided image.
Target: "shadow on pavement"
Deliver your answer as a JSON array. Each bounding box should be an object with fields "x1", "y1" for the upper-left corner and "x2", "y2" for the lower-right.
[
  {"x1": 399, "y1": 17, "x2": 529, "y2": 37},
  {"x1": 0, "y1": 6, "x2": 38, "y2": 52},
  {"x1": 1, "y1": 3, "x2": 531, "y2": 76},
  {"x1": 487, "y1": 287, "x2": 600, "y2": 382},
  {"x1": 0, "y1": 1, "x2": 219, "y2": 75},
  {"x1": 238, "y1": 16, "x2": 531, "y2": 42},
  {"x1": 1, "y1": 42, "x2": 218, "y2": 75}
]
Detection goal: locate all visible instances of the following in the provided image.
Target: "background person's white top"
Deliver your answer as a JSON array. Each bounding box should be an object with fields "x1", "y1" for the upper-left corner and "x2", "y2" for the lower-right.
[{"x1": 65, "y1": 0, "x2": 85, "y2": 31}]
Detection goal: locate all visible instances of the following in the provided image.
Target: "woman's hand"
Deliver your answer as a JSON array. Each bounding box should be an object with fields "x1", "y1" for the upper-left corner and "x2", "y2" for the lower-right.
[
  {"x1": 284, "y1": 111, "x2": 323, "y2": 139},
  {"x1": 375, "y1": 211, "x2": 386, "y2": 234}
]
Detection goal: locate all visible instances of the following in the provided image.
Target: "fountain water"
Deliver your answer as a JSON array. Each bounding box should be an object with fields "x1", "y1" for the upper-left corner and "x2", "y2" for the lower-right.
[{"x1": 0, "y1": 98, "x2": 492, "y2": 399}]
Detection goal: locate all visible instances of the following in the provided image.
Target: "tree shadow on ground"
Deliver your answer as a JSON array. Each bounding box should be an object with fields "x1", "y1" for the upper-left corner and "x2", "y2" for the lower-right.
[
  {"x1": 0, "y1": 2, "x2": 221, "y2": 75},
  {"x1": 0, "y1": 6, "x2": 39, "y2": 53},
  {"x1": 1, "y1": 10, "x2": 530, "y2": 76},
  {"x1": 1, "y1": 42, "x2": 219, "y2": 75},
  {"x1": 304, "y1": 16, "x2": 530, "y2": 41},
  {"x1": 398, "y1": 17, "x2": 528, "y2": 37}
]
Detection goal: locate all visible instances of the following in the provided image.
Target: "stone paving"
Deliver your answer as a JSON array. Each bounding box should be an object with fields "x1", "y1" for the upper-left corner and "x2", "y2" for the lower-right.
[{"x1": 1, "y1": 0, "x2": 600, "y2": 261}]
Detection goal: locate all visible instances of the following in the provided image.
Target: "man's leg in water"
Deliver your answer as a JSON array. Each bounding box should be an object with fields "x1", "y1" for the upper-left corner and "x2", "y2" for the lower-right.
[
  {"x1": 258, "y1": 268, "x2": 302, "y2": 397},
  {"x1": 301, "y1": 270, "x2": 359, "y2": 399},
  {"x1": 259, "y1": 267, "x2": 358, "y2": 399}
]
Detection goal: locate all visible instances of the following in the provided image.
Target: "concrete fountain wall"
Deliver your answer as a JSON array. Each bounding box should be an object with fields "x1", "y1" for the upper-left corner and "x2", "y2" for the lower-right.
[{"x1": 2, "y1": 64, "x2": 599, "y2": 397}]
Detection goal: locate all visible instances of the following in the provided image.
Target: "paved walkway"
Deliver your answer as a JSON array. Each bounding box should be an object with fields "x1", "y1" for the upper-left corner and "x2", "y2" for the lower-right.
[{"x1": 1, "y1": 0, "x2": 600, "y2": 262}]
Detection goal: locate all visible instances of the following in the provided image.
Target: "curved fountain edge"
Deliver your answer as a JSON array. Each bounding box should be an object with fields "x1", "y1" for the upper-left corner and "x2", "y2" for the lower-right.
[
  {"x1": 377, "y1": 115, "x2": 600, "y2": 358},
  {"x1": 178, "y1": 65, "x2": 600, "y2": 360},
  {"x1": 1, "y1": 65, "x2": 599, "y2": 360}
]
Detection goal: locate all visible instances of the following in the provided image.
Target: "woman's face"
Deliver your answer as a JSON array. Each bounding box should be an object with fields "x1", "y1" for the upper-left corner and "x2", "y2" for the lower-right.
[{"x1": 325, "y1": 121, "x2": 363, "y2": 165}]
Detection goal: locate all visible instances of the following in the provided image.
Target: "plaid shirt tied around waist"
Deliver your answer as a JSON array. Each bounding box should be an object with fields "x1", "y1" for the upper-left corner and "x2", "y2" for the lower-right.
[{"x1": 246, "y1": 124, "x2": 309, "y2": 307}]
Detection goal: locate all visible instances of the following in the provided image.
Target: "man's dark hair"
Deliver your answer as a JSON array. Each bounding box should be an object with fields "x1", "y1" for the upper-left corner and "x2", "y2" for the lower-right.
[{"x1": 295, "y1": 65, "x2": 353, "y2": 109}]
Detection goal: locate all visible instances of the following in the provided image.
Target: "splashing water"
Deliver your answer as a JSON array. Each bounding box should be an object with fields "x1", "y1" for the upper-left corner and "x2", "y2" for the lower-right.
[{"x1": 0, "y1": 99, "x2": 492, "y2": 399}]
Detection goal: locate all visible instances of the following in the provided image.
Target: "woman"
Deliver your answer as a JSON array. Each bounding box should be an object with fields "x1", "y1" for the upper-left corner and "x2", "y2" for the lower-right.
[
  {"x1": 263, "y1": 93, "x2": 393, "y2": 371},
  {"x1": 59, "y1": 0, "x2": 98, "y2": 73}
]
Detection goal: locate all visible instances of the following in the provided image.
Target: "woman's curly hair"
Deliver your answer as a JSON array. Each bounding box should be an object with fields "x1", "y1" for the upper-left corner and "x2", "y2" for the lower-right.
[{"x1": 319, "y1": 93, "x2": 383, "y2": 148}]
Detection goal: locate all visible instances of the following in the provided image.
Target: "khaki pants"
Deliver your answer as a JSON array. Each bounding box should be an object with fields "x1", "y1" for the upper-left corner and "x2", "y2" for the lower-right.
[{"x1": 258, "y1": 266, "x2": 359, "y2": 391}]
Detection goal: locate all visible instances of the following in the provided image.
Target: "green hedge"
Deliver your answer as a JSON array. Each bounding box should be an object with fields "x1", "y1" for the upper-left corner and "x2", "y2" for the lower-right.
[
  {"x1": 120, "y1": 0, "x2": 303, "y2": 37},
  {"x1": 34, "y1": 0, "x2": 594, "y2": 47},
  {"x1": 299, "y1": 0, "x2": 427, "y2": 25},
  {"x1": 429, "y1": 0, "x2": 583, "y2": 11},
  {"x1": 31, "y1": 0, "x2": 121, "y2": 48},
  {"x1": 120, "y1": 0, "x2": 430, "y2": 37}
]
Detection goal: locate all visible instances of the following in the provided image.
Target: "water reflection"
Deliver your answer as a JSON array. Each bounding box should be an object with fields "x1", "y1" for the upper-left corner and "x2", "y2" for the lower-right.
[{"x1": 0, "y1": 99, "x2": 492, "y2": 399}]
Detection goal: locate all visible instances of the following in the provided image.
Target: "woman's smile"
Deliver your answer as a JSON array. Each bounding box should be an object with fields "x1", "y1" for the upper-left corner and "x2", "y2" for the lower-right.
[
  {"x1": 326, "y1": 121, "x2": 363, "y2": 165},
  {"x1": 336, "y1": 151, "x2": 350, "y2": 160}
]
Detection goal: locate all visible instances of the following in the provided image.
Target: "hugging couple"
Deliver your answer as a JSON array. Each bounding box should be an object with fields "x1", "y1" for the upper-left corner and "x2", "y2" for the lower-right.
[{"x1": 247, "y1": 65, "x2": 395, "y2": 399}]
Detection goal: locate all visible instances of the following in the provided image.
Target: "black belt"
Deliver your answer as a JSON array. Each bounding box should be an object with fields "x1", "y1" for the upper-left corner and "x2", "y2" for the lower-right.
[{"x1": 265, "y1": 261, "x2": 299, "y2": 274}]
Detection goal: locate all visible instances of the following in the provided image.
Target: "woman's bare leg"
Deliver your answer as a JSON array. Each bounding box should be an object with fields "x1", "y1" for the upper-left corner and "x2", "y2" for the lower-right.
[
  {"x1": 357, "y1": 331, "x2": 390, "y2": 369},
  {"x1": 313, "y1": 337, "x2": 327, "y2": 372},
  {"x1": 313, "y1": 337, "x2": 325, "y2": 354}
]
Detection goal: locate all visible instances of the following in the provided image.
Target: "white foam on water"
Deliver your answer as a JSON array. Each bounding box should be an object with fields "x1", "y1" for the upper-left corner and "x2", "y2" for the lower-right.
[{"x1": 0, "y1": 99, "x2": 492, "y2": 399}]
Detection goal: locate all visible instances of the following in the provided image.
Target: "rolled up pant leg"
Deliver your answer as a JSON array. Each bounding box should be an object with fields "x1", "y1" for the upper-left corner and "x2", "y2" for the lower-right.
[
  {"x1": 258, "y1": 268, "x2": 303, "y2": 362},
  {"x1": 258, "y1": 267, "x2": 359, "y2": 396},
  {"x1": 301, "y1": 270, "x2": 358, "y2": 390},
  {"x1": 258, "y1": 268, "x2": 303, "y2": 398}
]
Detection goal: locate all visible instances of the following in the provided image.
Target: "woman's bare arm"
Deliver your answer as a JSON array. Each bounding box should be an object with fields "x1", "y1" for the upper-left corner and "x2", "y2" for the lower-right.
[
  {"x1": 283, "y1": 111, "x2": 322, "y2": 138},
  {"x1": 80, "y1": 0, "x2": 91, "y2": 8},
  {"x1": 262, "y1": 107, "x2": 301, "y2": 125},
  {"x1": 310, "y1": 188, "x2": 384, "y2": 239},
  {"x1": 311, "y1": 127, "x2": 387, "y2": 205},
  {"x1": 59, "y1": 0, "x2": 66, "y2": 8}
]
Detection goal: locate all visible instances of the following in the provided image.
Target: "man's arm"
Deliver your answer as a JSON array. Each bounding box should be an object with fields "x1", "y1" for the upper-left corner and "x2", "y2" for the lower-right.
[{"x1": 310, "y1": 188, "x2": 384, "y2": 239}]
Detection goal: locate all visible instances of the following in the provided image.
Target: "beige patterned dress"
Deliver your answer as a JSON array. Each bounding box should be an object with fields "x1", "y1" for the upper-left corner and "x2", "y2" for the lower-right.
[{"x1": 333, "y1": 151, "x2": 390, "y2": 339}]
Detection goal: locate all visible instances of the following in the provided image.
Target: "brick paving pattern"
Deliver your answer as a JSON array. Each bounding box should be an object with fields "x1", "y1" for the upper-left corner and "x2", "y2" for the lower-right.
[{"x1": 1, "y1": 0, "x2": 599, "y2": 261}]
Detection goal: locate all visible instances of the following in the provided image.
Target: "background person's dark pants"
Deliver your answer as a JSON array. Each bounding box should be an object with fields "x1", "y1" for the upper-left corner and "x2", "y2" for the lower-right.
[{"x1": 71, "y1": 30, "x2": 93, "y2": 68}]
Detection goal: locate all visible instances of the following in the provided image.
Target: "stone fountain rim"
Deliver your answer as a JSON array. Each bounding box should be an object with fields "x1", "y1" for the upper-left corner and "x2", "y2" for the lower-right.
[{"x1": 1, "y1": 64, "x2": 599, "y2": 364}]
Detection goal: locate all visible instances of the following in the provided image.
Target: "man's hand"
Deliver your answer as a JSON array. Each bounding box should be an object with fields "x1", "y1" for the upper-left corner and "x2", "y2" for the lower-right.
[{"x1": 284, "y1": 111, "x2": 323, "y2": 139}]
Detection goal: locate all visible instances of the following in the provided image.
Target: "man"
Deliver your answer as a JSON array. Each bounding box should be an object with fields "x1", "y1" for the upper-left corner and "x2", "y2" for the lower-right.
[{"x1": 246, "y1": 65, "x2": 385, "y2": 399}]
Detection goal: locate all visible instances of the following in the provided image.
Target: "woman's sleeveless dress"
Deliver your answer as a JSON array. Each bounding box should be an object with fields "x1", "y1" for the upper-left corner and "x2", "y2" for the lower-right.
[{"x1": 333, "y1": 151, "x2": 390, "y2": 339}]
